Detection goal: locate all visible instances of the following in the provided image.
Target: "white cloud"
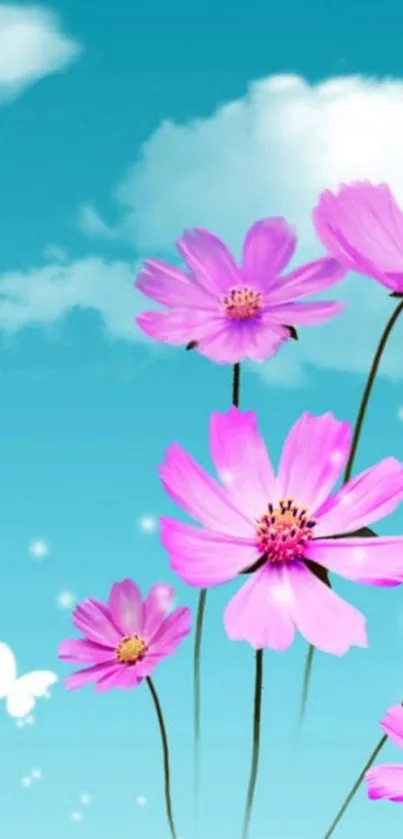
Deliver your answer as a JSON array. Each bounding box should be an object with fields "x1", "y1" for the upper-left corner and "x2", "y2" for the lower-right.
[{"x1": 0, "y1": 5, "x2": 81, "y2": 102}]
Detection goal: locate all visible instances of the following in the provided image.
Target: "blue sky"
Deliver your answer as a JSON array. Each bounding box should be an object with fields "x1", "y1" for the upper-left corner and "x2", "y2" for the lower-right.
[{"x1": 2, "y1": 2, "x2": 403, "y2": 839}]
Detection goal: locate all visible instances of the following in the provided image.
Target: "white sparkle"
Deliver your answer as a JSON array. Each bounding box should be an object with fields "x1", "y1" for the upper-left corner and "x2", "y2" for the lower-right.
[
  {"x1": 31, "y1": 768, "x2": 42, "y2": 781},
  {"x1": 16, "y1": 719, "x2": 25, "y2": 728},
  {"x1": 153, "y1": 584, "x2": 173, "y2": 608},
  {"x1": 339, "y1": 491, "x2": 353, "y2": 506},
  {"x1": 398, "y1": 406, "x2": 403, "y2": 421},
  {"x1": 138, "y1": 515, "x2": 157, "y2": 534},
  {"x1": 329, "y1": 449, "x2": 344, "y2": 465},
  {"x1": 136, "y1": 795, "x2": 147, "y2": 806},
  {"x1": 80, "y1": 793, "x2": 92, "y2": 806},
  {"x1": 43, "y1": 690, "x2": 51, "y2": 700},
  {"x1": 25, "y1": 715, "x2": 35, "y2": 726},
  {"x1": 270, "y1": 584, "x2": 293, "y2": 604},
  {"x1": 219, "y1": 469, "x2": 234, "y2": 486},
  {"x1": 28, "y1": 539, "x2": 49, "y2": 559},
  {"x1": 21, "y1": 777, "x2": 32, "y2": 788},
  {"x1": 56, "y1": 590, "x2": 76, "y2": 610},
  {"x1": 71, "y1": 812, "x2": 83, "y2": 823},
  {"x1": 352, "y1": 547, "x2": 367, "y2": 563}
]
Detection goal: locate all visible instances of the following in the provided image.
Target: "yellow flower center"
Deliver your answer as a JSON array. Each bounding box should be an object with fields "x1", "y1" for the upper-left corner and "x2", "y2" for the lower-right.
[
  {"x1": 116, "y1": 634, "x2": 147, "y2": 665},
  {"x1": 256, "y1": 498, "x2": 316, "y2": 564}
]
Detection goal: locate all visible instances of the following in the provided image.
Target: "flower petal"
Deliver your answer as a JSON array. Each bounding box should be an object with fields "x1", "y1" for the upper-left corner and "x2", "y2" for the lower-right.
[
  {"x1": 64, "y1": 661, "x2": 116, "y2": 690},
  {"x1": 159, "y1": 444, "x2": 253, "y2": 536},
  {"x1": 108, "y1": 579, "x2": 144, "y2": 636},
  {"x1": 277, "y1": 412, "x2": 351, "y2": 513},
  {"x1": 366, "y1": 765, "x2": 403, "y2": 802},
  {"x1": 380, "y1": 704, "x2": 403, "y2": 748},
  {"x1": 196, "y1": 316, "x2": 289, "y2": 364},
  {"x1": 268, "y1": 257, "x2": 346, "y2": 305},
  {"x1": 307, "y1": 537, "x2": 403, "y2": 586},
  {"x1": 283, "y1": 562, "x2": 367, "y2": 654},
  {"x1": 160, "y1": 517, "x2": 258, "y2": 586},
  {"x1": 136, "y1": 309, "x2": 223, "y2": 346},
  {"x1": 242, "y1": 218, "x2": 297, "y2": 285},
  {"x1": 209, "y1": 407, "x2": 276, "y2": 518},
  {"x1": 224, "y1": 565, "x2": 296, "y2": 651},
  {"x1": 142, "y1": 583, "x2": 174, "y2": 640},
  {"x1": 176, "y1": 228, "x2": 240, "y2": 294},
  {"x1": 315, "y1": 458, "x2": 403, "y2": 537},
  {"x1": 95, "y1": 664, "x2": 143, "y2": 692},
  {"x1": 58, "y1": 638, "x2": 115, "y2": 664},
  {"x1": 148, "y1": 606, "x2": 192, "y2": 652},
  {"x1": 266, "y1": 300, "x2": 344, "y2": 326},
  {"x1": 135, "y1": 259, "x2": 217, "y2": 309},
  {"x1": 72, "y1": 599, "x2": 121, "y2": 647}
]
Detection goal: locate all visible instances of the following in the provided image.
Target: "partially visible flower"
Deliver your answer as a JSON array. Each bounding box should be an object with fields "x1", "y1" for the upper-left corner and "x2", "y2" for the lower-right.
[
  {"x1": 313, "y1": 181, "x2": 403, "y2": 293},
  {"x1": 135, "y1": 220, "x2": 346, "y2": 364},
  {"x1": 159, "y1": 407, "x2": 403, "y2": 655},
  {"x1": 366, "y1": 705, "x2": 403, "y2": 802},
  {"x1": 58, "y1": 580, "x2": 191, "y2": 691}
]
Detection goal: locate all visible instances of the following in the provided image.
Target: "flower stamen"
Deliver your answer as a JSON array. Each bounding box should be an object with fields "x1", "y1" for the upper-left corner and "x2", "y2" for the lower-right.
[
  {"x1": 116, "y1": 634, "x2": 147, "y2": 665},
  {"x1": 223, "y1": 286, "x2": 263, "y2": 321},
  {"x1": 256, "y1": 497, "x2": 316, "y2": 564}
]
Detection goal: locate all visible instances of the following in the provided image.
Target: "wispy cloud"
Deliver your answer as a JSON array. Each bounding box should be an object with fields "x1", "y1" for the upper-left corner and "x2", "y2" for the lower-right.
[{"x1": 0, "y1": 5, "x2": 82, "y2": 103}]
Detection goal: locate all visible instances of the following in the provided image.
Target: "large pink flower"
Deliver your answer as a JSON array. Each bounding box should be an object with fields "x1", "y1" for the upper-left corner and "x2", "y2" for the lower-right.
[
  {"x1": 159, "y1": 408, "x2": 403, "y2": 655},
  {"x1": 313, "y1": 181, "x2": 403, "y2": 293},
  {"x1": 135, "y1": 220, "x2": 346, "y2": 364},
  {"x1": 366, "y1": 705, "x2": 403, "y2": 802},
  {"x1": 58, "y1": 580, "x2": 191, "y2": 691}
]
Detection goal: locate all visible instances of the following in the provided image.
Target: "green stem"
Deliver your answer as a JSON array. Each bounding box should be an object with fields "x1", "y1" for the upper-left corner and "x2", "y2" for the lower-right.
[
  {"x1": 146, "y1": 677, "x2": 177, "y2": 839},
  {"x1": 193, "y1": 362, "x2": 242, "y2": 819},
  {"x1": 322, "y1": 735, "x2": 387, "y2": 839},
  {"x1": 240, "y1": 649, "x2": 264, "y2": 839},
  {"x1": 298, "y1": 298, "x2": 403, "y2": 729}
]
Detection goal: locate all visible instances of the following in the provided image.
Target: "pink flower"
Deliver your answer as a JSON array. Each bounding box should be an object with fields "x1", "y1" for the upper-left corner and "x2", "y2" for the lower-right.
[
  {"x1": 58, "y1": 580, "x2": 191, "y2": 691},
  {"x1": 159, "y1": 407, "x2": 403, "y2": 655},
  {"x1": 366, "y1": 705, "x2": 403, "y2": 802},
  {"x1": 313, "y1": 181, "x2": 403, "y2": 293},
  {"x1": 135, "y1": 220, "x2": 346, "y2": 364}
]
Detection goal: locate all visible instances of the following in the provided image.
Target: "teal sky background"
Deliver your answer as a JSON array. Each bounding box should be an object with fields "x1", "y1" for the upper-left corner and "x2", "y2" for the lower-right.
[{"x1": 1, "y1": 2, "x2": 403, "y2": 839}]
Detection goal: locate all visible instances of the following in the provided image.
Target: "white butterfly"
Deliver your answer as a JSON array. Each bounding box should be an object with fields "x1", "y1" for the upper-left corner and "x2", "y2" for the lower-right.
[{"x1": 0, "y1": 642, "x2": 58, "y2": 718}]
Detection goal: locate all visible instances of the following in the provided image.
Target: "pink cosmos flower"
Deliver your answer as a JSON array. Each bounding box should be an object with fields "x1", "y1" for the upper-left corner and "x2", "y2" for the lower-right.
[
  {"x1": 313, "y1": 181, "x2": 403, "y2": 293},
  {"x1": 58, "y1": 579, "x2": 191, "y2": 691},
  {"x1": 366, "y1": 705, "x2": 403, "y2": 802},
  {"x1": 159, "y1": 407, "x2": 403, "y2": 654},
  {"x1": 135, "y1": 220, "x2": 346, "y2": 364}
]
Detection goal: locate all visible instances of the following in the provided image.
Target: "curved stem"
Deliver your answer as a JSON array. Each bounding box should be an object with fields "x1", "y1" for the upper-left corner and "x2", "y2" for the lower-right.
[
  {"x1": 322, "y1": 734, "x2": 387, "y2": 839},
  {"x1": 298, "y1": 298, "x2": 403, "y2": 730},
  {"x1": 146, "y1": 677, "x2": 177, "y2": 839},
  {"x1": 240, "y1": 649, "x2": 264, "y2": 839},
  {"x1": 193, "y1": 362, "x2": 242, "y2": 819}
]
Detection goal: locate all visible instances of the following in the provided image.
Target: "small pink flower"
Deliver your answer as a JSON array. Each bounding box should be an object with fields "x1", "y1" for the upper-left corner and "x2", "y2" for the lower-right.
[
  {"x1": 58, "y1": 580, "x2": 191, "y2": 692},
  {"x1": 135, "y1": 220, "x2": 346, "y2": 364},
  {"x1": 366, "y1": 705, "x2": 403, "y2": 802},
  {"x1": 313, "y1": 181, "x2": 403, "y2": 293},
  {"x1": 159, "y1": 407, "x2": 403, "y2": 655}
]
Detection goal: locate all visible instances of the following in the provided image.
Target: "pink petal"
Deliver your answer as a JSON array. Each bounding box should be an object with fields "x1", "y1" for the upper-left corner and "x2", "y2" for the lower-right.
[
  {"x1": 315, "y1": 458, "x2": 403, "y2": 537},
  {"x1": 268, "y1": 257, "x2": 346, "y2": 305},
  {"x1": 72, "y1": 599, "x2": 121, "y2": 647},
  {"x1": 64, "y1": 661, "x2": 116, "y2": 690},
  {"x1": 209, "y1": 407, "x2": 276, "y2": 519},
  {"x1": 196, "y1": 316, "x2": 289, "y2": 364},
  {"x1": 136, "y1": 309, "x2": 224, "y2": 346},
  {"x1": 108, "y1": 579, "x2": 144, "y2": 636},
  {"x1": 159, "y1": 444, "x2": 253, "y2": 536},
  {"x1": 277, "y1": 412, "x2": 351, "y2": 514},
  {"x1": 366, "y1": 764, "x2": 403, "y2": 802},
  {"x1": 148, "y1": 606, "x2": 192, "y2": 652},
  {"x1": 58, "y1": 638, "x2": 115, "y2": 664},
  {"x1": 283, "y1": 562, "x2": 367, "y2": 655},
  {"x1": 224, "y1": 565, "x2": 296, "y2": 651},
  {"x1": 242, "y1": 218, "x2": 297, "y2": 284},
  {"x1": 307, "y1": 537, "x2": 403, "y2": 586},
  {"x1": 176, "y1": 228, "x2": 240, "y2": 294},
  {"x1": 380, "y1": 704, "x2": 403, "y2": 748},
  {"x1": 142, "y1": 583, "x2": 174, "y2": 640},
  {"x1": 160, "y1": 517, "x2": 258, "y2": 586},
  {"x1": 95, "y1": 664, "x2": 143, "y2": 692},
  {"x1": 266, "y1": 300, "x2": 344, "y2": 326},
  {"x1": 135, "y1": 259, "x2": 217, "y2": 309}
]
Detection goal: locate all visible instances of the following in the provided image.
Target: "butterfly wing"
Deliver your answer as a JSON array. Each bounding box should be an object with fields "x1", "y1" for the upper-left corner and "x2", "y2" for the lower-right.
[
  {"x1": 6, "y1": 671, "x2": 58, "y2": 719},
  {"x1": 0, "y1": 643, "x2": 17, "y2": 698}
]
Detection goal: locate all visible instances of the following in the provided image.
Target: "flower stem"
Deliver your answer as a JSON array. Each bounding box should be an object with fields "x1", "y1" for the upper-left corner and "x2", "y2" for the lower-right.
[
  {"x1": 193, "y1": 362, "x2": 242, "y2": 820},
  {"x1": 321, "y1": 734, "x2": 388, "y2": 839},
  {"x1": 298, "y1": 298, "x2": 403, "y2": 730},
  {"x1": 240, "y1": 649, "x2": 264, "y2": 839},
  {"x1": 146, "y1": 677, "x2": 177, "y2": 839}
]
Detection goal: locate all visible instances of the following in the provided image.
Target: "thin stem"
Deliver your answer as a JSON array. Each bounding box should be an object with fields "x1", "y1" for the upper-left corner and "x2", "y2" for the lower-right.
[
  {"x1": 146, "y1": 677, "x2": 177, "y2": 839},
  {"x1": 322, "y1": 735, "x2": 387, "y2": 839},
  {"x1": 232, "y1": 362, "x2": 241, "y2": 407},
  {"x1": 240, "y1": 649, "x2": 264, "y2": 839},
  {"x1": 298, "y1": 298, "x2": 403, "y2": 730}
]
